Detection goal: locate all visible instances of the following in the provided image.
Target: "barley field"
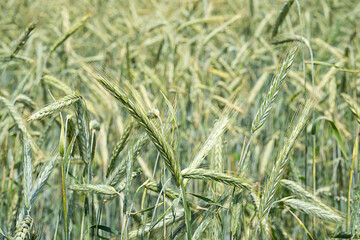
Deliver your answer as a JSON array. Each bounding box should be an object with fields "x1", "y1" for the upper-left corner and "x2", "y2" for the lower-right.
[{"x1": 0, "y1": 0, "x2": 360, "y2": 239}]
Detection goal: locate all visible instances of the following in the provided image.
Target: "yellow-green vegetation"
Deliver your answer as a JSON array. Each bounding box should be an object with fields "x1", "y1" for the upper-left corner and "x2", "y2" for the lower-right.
[{"x1": 0, "y1": 0, "x2": 359, "y2": 239}]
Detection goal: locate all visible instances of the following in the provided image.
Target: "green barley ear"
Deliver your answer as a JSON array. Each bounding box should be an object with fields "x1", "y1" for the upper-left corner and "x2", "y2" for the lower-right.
[
  {"x1": 182, "y1": 169, "x2": 252, "y2": 190},
  {"x1": 341, "y1": 93, "x2": 360, "y2": 124},
  {"x1": 259, "y1": 96, "x2": 317, "y2": 222},
  {"x1": 281, "y1": 179, "x2": 341, "y2": 215},
  {"x1": 26, "y1": 92, "x2": 81, "y2": 122},
  {"x1": 106, "y1": 133, "x2": 148, "y2": 186},
  {"x1": 13, "y1": 215, "x2": 33, "y2": 240},
  {"x1": 10, "y1": 20, "x2": 37, "y2": 59},
  {"x1": 182, "y1": 116, "x2": 229, "y2": 174},
  {"x1": 70, "y1": 184, "x2": 118, "y2": 195},
  {"x1": 251, "y1": 46, "x2": 298, "y2": 133},
  {"x1": 14, "y1": 94, "x2": 37, "y2": 111},
  {"x1": 23, "y1": 141, "x2": 32, "y2": 213},
  {"x1": 50, "y1": 14, "x2": 90, "y2": 54},
  {"x1": 0, "y1": 96, "x2": 39, "y2": 153},
  {"x1": 85, "y1": 65, "x2": 180, "y2": 184},
  {"x1": 106, "y1": 121, "x2": 134, "y2": 177},
  {"x1": 75, "y1": 99, "x2": 90, "y2": 164},
  {"x1": 145, "y1": 181, "x2": 180, "y2": 201},
  {"x1": 86, "y1": 65, "x2": 193, "y2": 239},
  {"x1": 282, "y1": 198, "x2": 344, "y2": 222}
]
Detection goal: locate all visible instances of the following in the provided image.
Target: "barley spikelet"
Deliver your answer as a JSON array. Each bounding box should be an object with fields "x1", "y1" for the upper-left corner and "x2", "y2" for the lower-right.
[
  {"x1": 0, "y1": 96, "x2": 39, "y2": 153},
  {"x1": 107, "y1": 133, "x2": 149, "y2": 186},
  {"x1": 283, "y1": 198, "x2": 343, "y2": 222},
  {"x1": 128, "y1": 209, "x2": 186, "y2": 239},
  {"x1": 182, "y1": 169, "x2": 252, "y2": 190},
  {"x1": 145, "y1": 181, "x2": 179, "y2": 200},
  {"x1": 30, "y1": 155, "x2": 58, "y2": 206},
  {"x1": 70, "y1": 184, "x2": 118, "y2": 195},
  {"x1": 259, "y1": 96, "x2": 316, "y2": 221},
  {"x1": 281, "y1": 179, "x2": 340, "y2": 215},
  {"x1": 43, "y1": 75, "x2": 73, "y2": 94},
  {"x1": 26, "y1": 93, "x2": 81, "y2": 122},
  {"x1": 106, "y1": 121, "x2": 134, "y2": 177},
  {"x1": 37, "y1": 115, "x2": 57, "y2": 147},
  {"x1": 13, "y1": 215, "x2": 33, "y2": 240},
  {"x1": 193, "y1": 194, "x2": 228, "y2": 239},
  {"x1": 14, "y1": 94, "x2": 37, "y2": 111},
  {"x1": 75, "y1": 99, "x2": 90, "y2": 164},
  {"x1": 182, "y1": 116, "x2": 229, "y2": 174},
  {"x1": 341, "y1": 93, "x2": 360, "y2": 124},
  {"x1": 50, "y1": 14, "x2": 90, "y2": 53},
  {"x1": 251, "y1": 46, "x2": 297, "y2": 133},
  {"x1": 193, "y1": 215, "x2": 213, "y2": 240},
  {"x1": 10, "y1": 21, "x2": 36, "y2": 59},
  {"x1": 23, "y1": 141, "x2": 32, "y2": 212},
  {"x1": 87, "y1": 66, "x2": 181, "y2": 185}
]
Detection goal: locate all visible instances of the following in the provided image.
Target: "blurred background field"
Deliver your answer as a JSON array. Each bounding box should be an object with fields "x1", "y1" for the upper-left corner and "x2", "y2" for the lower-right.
[{"x1": 0, "y1": 0, "x2": 360, "y2": 239}]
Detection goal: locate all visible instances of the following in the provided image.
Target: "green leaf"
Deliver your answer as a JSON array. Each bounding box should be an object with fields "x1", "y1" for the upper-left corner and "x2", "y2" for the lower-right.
[
  {"x1": 90, "y1": 224, "x2": 121, "y2": 239},
  {"x1": 328, "y1": 121, "x2": 348, "y2": 159},
  {"x1": 188, "y1": 192, "x2": 224, "y2": 208},
  {"x1": 315, "y1": 117, "x2": 348, "y2": 159}
]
